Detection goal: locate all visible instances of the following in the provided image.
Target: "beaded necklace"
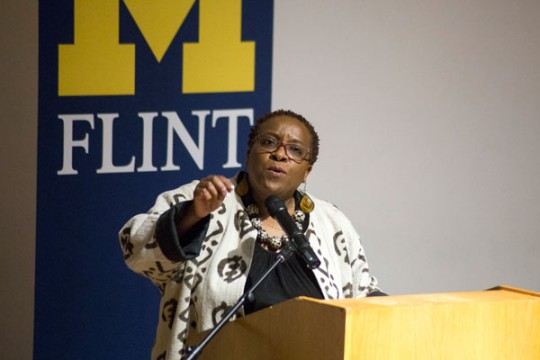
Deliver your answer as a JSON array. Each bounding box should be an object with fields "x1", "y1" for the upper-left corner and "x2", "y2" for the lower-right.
[{"x1": 245, "y1": 203, "x2": 306, "y2": 252}]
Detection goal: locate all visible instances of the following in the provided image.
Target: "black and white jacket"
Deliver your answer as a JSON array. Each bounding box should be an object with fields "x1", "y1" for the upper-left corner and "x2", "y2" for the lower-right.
[{"x1": 119, "y1": 173, "x2": 380, "y2": 360}]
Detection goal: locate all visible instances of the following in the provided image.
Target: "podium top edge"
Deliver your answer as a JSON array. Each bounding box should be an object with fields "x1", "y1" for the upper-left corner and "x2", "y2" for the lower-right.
[
  {"x1": 288, "y1": 286, "x2": 540, "y2": 309},
  {"x1": 487, "y1": 284, "x2": 540, "y2": 297}
]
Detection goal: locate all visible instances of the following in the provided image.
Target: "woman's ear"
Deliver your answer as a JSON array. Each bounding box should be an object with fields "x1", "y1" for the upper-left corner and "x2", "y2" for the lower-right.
[{"x1": 303, "y1": 164, "x2": 313, "y2": 182}]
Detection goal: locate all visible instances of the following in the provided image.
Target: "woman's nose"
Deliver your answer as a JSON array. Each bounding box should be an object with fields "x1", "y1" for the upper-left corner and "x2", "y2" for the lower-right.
[{"x1": 271, "y1": 144, "x2": 289, "y2": 161}]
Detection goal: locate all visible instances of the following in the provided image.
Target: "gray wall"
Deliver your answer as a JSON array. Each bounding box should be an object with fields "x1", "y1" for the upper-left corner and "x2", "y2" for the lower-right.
[
  {"x1": 272, "y1": 0, "x2": 540, "y2": 295},
  {"x1": 1, "y1": 2, "x2": 38, "y2": 359},
  {"x1": 2, "y1": 1, "x2": 539, "y2": 359}
]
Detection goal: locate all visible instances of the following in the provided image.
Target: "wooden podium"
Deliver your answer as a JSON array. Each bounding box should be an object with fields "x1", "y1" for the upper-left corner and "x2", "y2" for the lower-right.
[{"x1": 188, "y1": 286, "x2": 540, "y2": 359}]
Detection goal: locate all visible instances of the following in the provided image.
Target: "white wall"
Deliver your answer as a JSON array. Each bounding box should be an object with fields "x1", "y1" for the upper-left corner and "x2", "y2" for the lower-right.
[
  {"x1": 2, "y1": 0, "x2": 539, "y2": 359},
  {"x1": 272, "y1": 0, "x2": 540, "y2": 295}
]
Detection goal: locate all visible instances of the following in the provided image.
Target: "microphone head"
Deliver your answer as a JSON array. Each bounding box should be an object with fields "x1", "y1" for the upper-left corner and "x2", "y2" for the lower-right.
[{"x1": 265, "y1": 195, "x2": 286, "y2": 217}]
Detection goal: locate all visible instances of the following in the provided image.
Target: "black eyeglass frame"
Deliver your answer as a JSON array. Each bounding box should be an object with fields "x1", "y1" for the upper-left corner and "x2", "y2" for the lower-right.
[{"x1": 254, "y1": 135, "x2": 311, "y2": 164}]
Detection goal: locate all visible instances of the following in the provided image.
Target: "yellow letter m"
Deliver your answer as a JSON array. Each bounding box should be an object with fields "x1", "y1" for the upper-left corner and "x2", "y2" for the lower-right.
[{"x1": 58, "y1": 0, "x2": 255, "y2": 96}]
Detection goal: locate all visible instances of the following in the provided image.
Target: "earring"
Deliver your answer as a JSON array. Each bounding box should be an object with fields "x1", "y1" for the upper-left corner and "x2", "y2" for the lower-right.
[
  {"x1": 236, "y1": 173, "x2": 249, "y2": 196},
  {"x1": 299, "y1": 182, "x2": 314, "y2": 213}
]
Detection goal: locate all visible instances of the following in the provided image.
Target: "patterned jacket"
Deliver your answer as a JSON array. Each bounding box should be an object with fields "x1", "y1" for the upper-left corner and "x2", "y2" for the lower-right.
[{"x1": 119, "y1": 174, "x2": 380, "y2": 360}]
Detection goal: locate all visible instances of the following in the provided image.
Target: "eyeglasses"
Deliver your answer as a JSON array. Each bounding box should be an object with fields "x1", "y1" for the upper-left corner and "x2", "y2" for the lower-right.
[{"x1": 255, "y1": 135, "x2": 310, "y2": 163}]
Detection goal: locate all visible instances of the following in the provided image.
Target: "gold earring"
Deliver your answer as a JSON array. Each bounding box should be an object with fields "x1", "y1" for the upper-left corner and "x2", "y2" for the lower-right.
[
  {"x1": 299, "y1": 183, "x2": 314, "y2": 213},
  {"x1": 236, "y1": 174, "x2": 249, "y2": 196}
]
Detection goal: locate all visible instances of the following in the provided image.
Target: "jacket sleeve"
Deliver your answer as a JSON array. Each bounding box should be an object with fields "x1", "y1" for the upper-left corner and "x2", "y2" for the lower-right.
[
  {"x1": 344, "y1": 218, "x2": 383, "y2": 297},
  {"x1": 118, "y1": 180, "x2": 207, "y2": 291},
  {"x1": 324, "y1": 202, "x2": 383, "y2": 297}
]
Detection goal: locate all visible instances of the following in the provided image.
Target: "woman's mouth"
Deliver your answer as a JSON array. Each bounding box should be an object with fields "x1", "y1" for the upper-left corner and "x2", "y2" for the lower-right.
[{"x1": 267, "y1": 166, "x2": 286, "y2": 175}]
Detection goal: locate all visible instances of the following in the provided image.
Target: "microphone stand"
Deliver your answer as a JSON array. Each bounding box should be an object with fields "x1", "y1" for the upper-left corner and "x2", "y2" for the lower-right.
[{"x1": 182, "y1": 243, "x2": 294, "y2": 360}]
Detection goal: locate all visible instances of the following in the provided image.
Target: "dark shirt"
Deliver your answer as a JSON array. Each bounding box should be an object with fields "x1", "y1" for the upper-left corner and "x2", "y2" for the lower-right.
[{"x1": 243, "y1": 244, "x2": 324, "y2": 314}]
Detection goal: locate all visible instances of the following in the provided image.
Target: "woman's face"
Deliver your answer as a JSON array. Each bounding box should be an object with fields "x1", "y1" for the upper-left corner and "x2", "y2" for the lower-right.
[{"x1": 246, "y1": 115, "x2": 313, "y2": 203}]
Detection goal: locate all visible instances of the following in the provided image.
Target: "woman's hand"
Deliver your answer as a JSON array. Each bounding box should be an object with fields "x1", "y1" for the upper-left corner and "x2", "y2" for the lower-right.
[
  {"x1": 175, "y1": 175, "x2": 234, "y2": 236},
  {"x1": 192, "y1": 175, "x2": 235, "y2": 218}
]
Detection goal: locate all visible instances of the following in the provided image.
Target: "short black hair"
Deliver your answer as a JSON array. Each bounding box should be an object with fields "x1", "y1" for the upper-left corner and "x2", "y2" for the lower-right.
[{"x1": 247, "y1": 109, "x2": 320, "y2": 164}]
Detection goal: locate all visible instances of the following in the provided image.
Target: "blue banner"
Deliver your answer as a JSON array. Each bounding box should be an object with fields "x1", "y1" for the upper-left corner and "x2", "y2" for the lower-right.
[{"x1": 36, "y1": 1, "x2": 273, "y2": 358}]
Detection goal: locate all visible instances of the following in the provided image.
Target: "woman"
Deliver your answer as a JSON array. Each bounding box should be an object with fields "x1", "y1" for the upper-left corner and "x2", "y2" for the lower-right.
[{"x1": 119, "y1": 109, "x2": 382, "y2": 360}]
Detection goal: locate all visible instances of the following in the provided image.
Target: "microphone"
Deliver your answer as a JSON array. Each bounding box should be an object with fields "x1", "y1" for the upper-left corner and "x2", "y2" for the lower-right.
[{"x1": 265, "y1": 195, "x2": 321, "y2": 269}]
